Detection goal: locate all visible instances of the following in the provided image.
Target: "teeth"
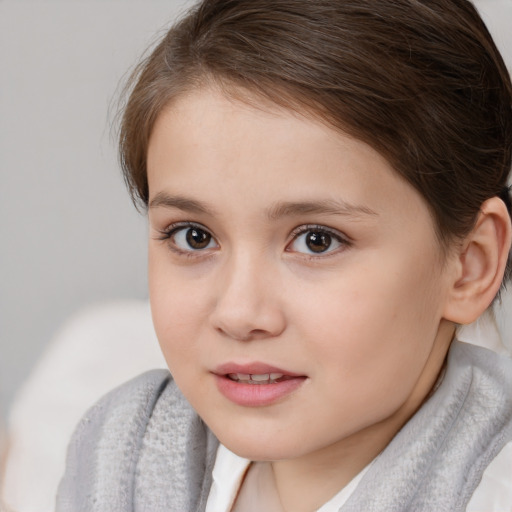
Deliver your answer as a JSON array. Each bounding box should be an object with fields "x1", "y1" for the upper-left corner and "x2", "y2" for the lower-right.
[
  {"x1": 250, "y1": 373, "x2": 270, "y2": 382},
  {"x1": 227, "y1": 372, "x2": 285, "y2": 383}
]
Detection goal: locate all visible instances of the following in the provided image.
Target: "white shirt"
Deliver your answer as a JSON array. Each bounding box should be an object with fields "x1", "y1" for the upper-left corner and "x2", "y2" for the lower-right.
[{"x1": 205, "y1": 444, "x2": 371, "y2": 512}]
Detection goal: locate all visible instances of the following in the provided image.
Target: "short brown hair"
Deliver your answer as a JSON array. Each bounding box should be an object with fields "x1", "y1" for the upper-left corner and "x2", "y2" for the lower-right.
[{"x1": 119, "y1": 0, "x2": 512, "y2": 282}]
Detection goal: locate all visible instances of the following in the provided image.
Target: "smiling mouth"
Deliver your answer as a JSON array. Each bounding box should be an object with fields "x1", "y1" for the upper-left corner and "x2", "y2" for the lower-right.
[
  {"x1": 227, "y1": 373, "x2": 294, "y2": 384},
  {"x1": 215, "y1": 367, "x2": 306, "y2": 406}
]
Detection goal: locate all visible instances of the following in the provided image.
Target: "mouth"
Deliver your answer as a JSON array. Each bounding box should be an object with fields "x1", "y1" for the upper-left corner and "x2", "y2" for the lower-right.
[
  {"x1": 226, "y1": 372, "x2": 294, "y2": 384},
  {"x1": 214, "y1": 363, "x2": 307, "y2": 406}
]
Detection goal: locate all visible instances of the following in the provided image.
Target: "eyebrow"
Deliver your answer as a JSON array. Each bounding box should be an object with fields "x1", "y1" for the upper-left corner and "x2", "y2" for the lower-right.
[
  {"x1": 149, "y1": 192, "x2": 377, "y2": 220},
  {"x1": 149, "y1": 193, "x2": 217, "y2": 216},
  {"x1": 266, "y1": 199, "x2": 378, "y2": 220}
]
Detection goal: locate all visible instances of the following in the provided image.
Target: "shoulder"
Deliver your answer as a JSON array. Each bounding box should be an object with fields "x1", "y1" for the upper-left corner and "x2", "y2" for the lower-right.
[
  {"x1": 342, "y1": 341, "x2": 512, "y2": 512},
  {"x1": 56, "y1": 369, "x2": 178, "y2": 510},
  {"x1": 66, "y1": 368, "x2": 174, "y2": 450},
  {"x1": 457, "y1": 343, "x2": 512, "y2": 511},
  {"x1": 467, "y1": 440, "x2": 512, "y2": 511},
  {"x1": 449, "y1": 340, "x2": 512, "y2": 401},
  {"x1": 57, "y1": 369, "x2": 218, "y2": 512}
]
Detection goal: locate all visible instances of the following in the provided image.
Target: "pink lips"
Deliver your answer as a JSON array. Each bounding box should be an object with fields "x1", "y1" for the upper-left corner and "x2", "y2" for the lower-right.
[{"x1": 213, "y1": 362, "x2": 306, "y2": 407}]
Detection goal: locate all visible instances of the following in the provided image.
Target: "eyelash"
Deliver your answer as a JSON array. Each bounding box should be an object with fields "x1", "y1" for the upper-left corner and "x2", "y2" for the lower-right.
[
  {"x1": 286, "y1": 224, "x2": 351, "y2": 257},
  {"x1": 156, "y1": 222, "x2": 351, "y2": 258},
  {"x1": 156, "y1": 222, "x2": 218, "y2": 259}
]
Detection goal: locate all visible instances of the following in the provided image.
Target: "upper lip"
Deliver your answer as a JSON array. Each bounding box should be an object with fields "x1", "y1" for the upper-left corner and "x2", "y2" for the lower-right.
[{"x1": 214, "y1": 362, "x2": 303, "y2": 377}]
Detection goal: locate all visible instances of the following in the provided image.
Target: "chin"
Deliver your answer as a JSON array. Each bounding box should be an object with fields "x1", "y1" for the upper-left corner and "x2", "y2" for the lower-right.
[
  {"x1": 223, "y1": 441, "x2": 291, "y2": 462},
  {"x1": 213, "y1": 426, "x2": 308, "y2": 462}
]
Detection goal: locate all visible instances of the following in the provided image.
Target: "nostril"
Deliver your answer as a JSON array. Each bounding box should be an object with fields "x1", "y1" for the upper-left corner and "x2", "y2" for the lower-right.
[
  {"x1": 250, "y1": 328, "x2": 269, "y2": 336},
  {"x1": 215, "y1": 326, "x2": 276, "y2": 342}
]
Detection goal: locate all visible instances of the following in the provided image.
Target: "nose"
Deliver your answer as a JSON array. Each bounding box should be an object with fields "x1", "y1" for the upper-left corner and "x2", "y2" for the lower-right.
[{"x1": 210, "y1": 252, "x2": 286, "y2": 341}]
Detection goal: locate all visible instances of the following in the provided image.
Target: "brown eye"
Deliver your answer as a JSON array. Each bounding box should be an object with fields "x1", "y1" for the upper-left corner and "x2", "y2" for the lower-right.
[
  {"x1": 305, "y1": 232, "x2": 332, "y2": 253},
  {"x1": 169, "y1": 225, "x2": 217, "y2": 252},
  {"x1": 186, "y1": 228, "x2": 212, "y2": 249},
  {"x1": 287, "y1": 226, "x2": 345, "y2": 256}
]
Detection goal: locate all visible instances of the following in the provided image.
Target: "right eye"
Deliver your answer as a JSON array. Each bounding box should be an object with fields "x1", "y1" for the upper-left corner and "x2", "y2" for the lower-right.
[{"x1": 162, "y1": 223, "x2": 218, "y2": 253}]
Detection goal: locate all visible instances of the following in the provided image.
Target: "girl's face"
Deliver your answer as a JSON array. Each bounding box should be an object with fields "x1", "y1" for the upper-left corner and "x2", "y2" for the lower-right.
[{"x1": 147, "y1": 87, "x2": 456, "y2": 463}]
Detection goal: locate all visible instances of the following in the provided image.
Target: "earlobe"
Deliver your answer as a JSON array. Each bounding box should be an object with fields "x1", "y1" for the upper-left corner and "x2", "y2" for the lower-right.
[{"x1": 443, "y1": 197, "x2": 512, "y2": 325}]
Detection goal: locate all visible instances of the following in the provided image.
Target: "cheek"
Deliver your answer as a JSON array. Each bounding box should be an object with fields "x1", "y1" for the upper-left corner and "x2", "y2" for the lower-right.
[
  {"x1": 148, "y1": 251, "x2": 210, "y2": 365},
  {"x1": 296, "y1": 252, "x2": 444, "y2": 382}
]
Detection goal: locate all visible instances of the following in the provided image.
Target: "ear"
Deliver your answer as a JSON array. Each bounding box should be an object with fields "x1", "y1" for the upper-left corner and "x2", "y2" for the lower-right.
[{"x1": 443, "y1": 196, "x2": 512, "y2": 324}]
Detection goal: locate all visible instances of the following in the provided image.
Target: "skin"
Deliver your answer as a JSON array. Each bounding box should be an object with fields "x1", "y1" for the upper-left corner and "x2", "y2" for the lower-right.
[{"x1": 146, "y1": 86, "x2": 459, "y2": 511}]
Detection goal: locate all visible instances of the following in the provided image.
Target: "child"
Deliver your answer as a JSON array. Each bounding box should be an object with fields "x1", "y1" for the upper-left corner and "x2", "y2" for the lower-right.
[{"x1": 56, "y1": 0, "x2": 512, "y2": 510}]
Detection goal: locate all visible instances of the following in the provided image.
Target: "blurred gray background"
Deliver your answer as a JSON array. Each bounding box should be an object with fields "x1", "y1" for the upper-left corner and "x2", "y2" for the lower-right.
[
  {"x1": 0, "y1": 0, "x2": 511, "y2": 417},
  {"x1": 0, "y1": 0, "x2": 194, "y2": 416}
]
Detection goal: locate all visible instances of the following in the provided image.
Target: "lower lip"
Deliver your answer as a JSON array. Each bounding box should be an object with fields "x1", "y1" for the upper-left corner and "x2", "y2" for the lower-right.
[{"x1": 214, "y1": 375, "x2": 306, "y2": 407}]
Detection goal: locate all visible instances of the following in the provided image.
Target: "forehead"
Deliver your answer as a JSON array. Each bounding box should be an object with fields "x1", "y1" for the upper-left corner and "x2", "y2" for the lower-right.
[
  {"x1": 148, "y1": 86, "x2": 375, "y2": 185},
  {"x1": 147, "y1": 87, "x2": 438, "y2": 238}
]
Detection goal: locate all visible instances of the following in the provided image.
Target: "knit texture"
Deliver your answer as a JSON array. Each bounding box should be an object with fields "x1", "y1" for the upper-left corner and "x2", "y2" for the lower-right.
[
  {"x1": 343, "y1": 341, "x2": 512, "y2": 511},
  {"x1": 56, "y1": 341, "x2": 512, "y2": 512}
]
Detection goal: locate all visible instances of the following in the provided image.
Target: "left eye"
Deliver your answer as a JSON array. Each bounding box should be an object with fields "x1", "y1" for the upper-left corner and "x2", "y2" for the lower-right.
[
  {"x1": 172, "y1": 226, "x2": 217, "y2": 251},
  {"x1": 288, "y1": 228, "x2": 344, "y2": 255}
]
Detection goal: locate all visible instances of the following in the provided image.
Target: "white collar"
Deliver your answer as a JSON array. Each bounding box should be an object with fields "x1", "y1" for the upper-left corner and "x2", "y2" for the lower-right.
[{"x1": 205, "y1": 444, "x2": 370, "y2": 512}]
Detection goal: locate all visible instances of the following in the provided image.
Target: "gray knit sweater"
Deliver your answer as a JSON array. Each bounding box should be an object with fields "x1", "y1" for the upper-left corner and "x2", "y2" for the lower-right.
[{"x1": 56, "y1": 341, "x2": 512, "y2": 512}]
